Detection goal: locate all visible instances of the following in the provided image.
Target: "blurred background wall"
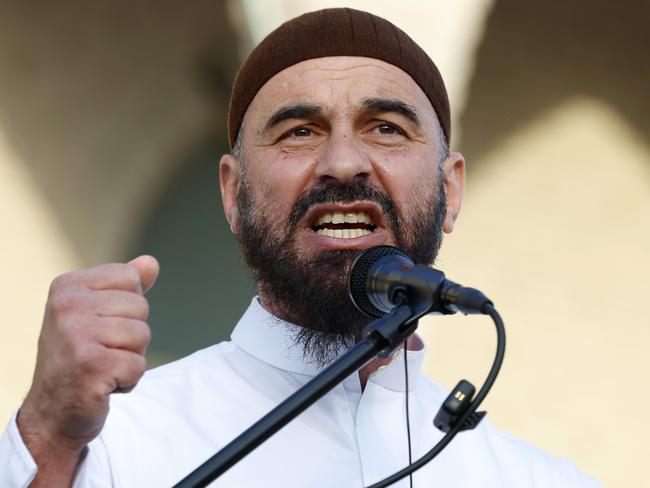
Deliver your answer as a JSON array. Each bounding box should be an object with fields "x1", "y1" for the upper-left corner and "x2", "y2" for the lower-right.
[{"x1": 1, "y1": 0, "x2": 647, "y2": 485}]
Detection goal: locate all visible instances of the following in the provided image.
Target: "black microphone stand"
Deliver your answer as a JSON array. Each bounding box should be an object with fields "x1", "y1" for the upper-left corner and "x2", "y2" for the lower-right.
[{"x1": 174, "y1": 304, "x2": 417, "y2": 488}]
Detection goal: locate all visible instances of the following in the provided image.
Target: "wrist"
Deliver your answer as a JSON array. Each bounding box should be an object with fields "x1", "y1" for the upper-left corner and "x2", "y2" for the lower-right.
[
  {"x1": 17, "y1": 406, "x2": 88, "y2": 487},
  {"x1": 17, "y1": 402, "x2": 88, "y2": 458}
]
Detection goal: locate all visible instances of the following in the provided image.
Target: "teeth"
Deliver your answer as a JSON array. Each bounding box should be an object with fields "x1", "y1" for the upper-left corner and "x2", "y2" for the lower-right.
[
  {"x1": 313, "y1": 210, "x2": 376, "y2": 239},
  {"x1": 315, "y1": 211, "x2": 374, "y2": 226},
  {"x1": 315, "y1": 228, "x2": 374, "y2": 239},
  {"x1": 318, "y1": 228, "x2": 336, "y2": 237},
  {"x1": 317, "y1": 212, "x2": 332, "y2": 226}
]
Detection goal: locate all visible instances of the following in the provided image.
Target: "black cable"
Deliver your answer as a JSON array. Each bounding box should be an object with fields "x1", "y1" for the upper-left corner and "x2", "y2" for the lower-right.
[
  {"x1": 403, "y1": 340, "x2": 413, "y2": 488},
  {"x1": 366, "y1": 304, "x2": 506, "y2": 488}
]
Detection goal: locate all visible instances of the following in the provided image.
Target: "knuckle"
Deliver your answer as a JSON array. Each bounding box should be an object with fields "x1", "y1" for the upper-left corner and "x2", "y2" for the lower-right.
[
  {"x1": 49, "y1": 273, "x2": 72, "y2": 295},
  {"x1": 123, "y1": 320, "x2": 151, "y2": 351},
  {"x1": 131, "y1": 354, "x2": 146, "y2": 375},
  {"x1": 136, "y1": 321, "x2": 152, "y2": 346},
  {"x1": 48, "y1": 291, "x2": 80, "y2": 317},
  {"x1": 121, "y1": 354, "x2": 146, "y2": 387},
  {"x1": 131, "y1": 355, "x2": 146, "y2": 380},
  {"x1": 74, "y1": 345, "x2": 102, "y2": 376},
  {"x1": 88, "y1": 382, "x2": 110, "y2": 405}
]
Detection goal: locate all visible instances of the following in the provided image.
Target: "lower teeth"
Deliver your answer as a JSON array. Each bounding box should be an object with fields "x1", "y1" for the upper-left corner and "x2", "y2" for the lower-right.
[{"x1": 316, "y1": 228, "x2": 372, "y2": 238}]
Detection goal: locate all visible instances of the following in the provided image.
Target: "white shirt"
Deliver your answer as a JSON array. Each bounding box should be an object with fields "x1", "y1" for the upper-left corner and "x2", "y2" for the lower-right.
[{"x1": 1, "y1": 298, "x2": 600, "y2": 487}]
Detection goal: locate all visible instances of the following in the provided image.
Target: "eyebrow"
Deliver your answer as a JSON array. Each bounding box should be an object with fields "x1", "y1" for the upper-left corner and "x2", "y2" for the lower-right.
[
  {"x1": 263, "y1": 104, "x2": 323, "y2": 132},
  {"x1": 262, "y1": 98, "x2": 421, "y2": 134},
  {"x1": 360, "y1": 97, "x2": 421, "y2": 127}
]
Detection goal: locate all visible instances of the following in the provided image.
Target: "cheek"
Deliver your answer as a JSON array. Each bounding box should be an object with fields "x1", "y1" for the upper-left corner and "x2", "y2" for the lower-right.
[
  {"x1": 251, "y1": 172, "x2": 304, "y2": 221},
  {"x1": 371, "y1": 152, "x2": 438, "y2": 205},
  {"x1": 248, "y1": 152, "x2": 317, "y2": 212}
]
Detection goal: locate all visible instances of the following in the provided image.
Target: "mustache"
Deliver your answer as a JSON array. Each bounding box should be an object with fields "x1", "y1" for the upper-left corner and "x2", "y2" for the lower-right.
[{"x1": 287, "y1": 181, "x2": 401, "y2": 233}]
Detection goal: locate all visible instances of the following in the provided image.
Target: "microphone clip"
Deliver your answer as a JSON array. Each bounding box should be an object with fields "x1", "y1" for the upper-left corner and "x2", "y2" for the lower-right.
[
  {"x1": 361, "y1": 302, "x2": 418, "y2": 358},
  {"x1": 433, "y1": 379, "x2": 486, "y2": 433}
]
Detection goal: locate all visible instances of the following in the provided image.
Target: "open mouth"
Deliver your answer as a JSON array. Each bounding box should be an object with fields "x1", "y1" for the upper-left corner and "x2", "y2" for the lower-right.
[{"x1": 311, "y1": 211, "x2": 378, "y2": 239}]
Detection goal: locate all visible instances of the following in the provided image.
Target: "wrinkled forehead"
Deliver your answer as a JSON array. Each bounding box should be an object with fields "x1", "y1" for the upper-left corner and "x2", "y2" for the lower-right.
[{"x1": 241, "y1": 56, "x2": 439, "y2": 137}]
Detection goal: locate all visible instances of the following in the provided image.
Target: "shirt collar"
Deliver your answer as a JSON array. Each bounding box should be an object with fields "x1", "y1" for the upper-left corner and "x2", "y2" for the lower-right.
[{"x1": 231, "y1": 297, "x2": 425, "y2": 391}]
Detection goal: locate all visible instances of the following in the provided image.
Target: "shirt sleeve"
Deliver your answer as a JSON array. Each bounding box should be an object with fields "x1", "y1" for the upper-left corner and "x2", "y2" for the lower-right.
[
  {"x1": 0, "y1": 409, "x2": 37, "y2": 488},
  {"x1": 72, "y1": 435, "x2": 114, "y2": 487},
  {"x1": 0, "y1": 409, "x2": 114, "y2": 488}
]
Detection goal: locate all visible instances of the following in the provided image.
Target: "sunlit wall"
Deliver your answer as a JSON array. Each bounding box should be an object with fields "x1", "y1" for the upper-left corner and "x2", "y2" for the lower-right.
[{"x1": 1, "y1": 1, "x2": 647, "y2": 486}]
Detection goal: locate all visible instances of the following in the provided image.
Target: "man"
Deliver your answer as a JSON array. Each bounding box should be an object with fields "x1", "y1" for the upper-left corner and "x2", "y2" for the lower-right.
[{"x1": 1, "y1": 8, "x2": 600, "y2": 487}]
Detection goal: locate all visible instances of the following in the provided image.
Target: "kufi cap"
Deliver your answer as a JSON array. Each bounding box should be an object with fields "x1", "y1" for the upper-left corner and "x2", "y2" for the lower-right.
[{"x1": 227, "y1": 8, "x2": 450, "y2": 148}]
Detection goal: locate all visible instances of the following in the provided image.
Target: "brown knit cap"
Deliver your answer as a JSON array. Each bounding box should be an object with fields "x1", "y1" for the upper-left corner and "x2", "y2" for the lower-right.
[{"x1": 227, "y1": 8, "x2": 450, "y2": 148}]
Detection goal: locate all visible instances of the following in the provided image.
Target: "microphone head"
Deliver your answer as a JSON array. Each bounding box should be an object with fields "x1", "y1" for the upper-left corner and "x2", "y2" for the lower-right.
[{"x1": 348, "y1": 246, "x2": 413, "y2": 318}]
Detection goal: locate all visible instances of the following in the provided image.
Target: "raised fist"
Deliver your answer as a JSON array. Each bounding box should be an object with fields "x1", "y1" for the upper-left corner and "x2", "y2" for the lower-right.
[{"x1": 17, "y1": 256, "x2": 159, "y2": 482}]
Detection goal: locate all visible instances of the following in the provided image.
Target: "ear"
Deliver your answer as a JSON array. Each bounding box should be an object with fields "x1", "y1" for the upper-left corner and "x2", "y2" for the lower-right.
[
  {"x1": 220, "y1": 153, "x2": 241, "y2": 234},
  {"x1": 442, "y1": 152, "x2": 466, "y2": 234}
]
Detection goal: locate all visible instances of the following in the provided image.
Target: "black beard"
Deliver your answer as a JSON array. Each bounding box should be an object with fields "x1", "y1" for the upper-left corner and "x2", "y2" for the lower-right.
[{"x1": 235, "y1": 177, "x2": 446, "y2": 367}]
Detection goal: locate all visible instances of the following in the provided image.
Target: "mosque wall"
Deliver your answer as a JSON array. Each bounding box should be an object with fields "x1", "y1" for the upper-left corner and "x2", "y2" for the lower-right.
[{"x1": 1, "y1": 1, "x2": 647, "y2": 485}]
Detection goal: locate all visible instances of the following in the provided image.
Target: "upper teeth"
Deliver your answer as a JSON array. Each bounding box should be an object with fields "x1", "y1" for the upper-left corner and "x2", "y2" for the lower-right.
[{"x1": 316, "y1": 211, "x2": 372, "y2": 226}]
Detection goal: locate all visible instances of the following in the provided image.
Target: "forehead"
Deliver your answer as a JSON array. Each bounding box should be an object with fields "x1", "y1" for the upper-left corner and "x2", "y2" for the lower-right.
[{"x1": 242, "y1": 56, "x2": 438, "y2": 132}]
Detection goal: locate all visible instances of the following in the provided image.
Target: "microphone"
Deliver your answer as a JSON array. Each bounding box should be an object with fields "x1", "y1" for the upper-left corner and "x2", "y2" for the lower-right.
[{"x1": 348, "y1": 246, "x2": 493, "y2": 318}]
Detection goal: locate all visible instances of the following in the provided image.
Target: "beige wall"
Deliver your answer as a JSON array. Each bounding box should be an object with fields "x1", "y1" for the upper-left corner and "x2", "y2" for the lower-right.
[
  {"x1": 0, "y1": 129, "x2": 78, "y2": 415},
  {"x1": 430, "y1": 98, "x2": 650, "y2": 487},
  {"x1": 1, "y1": 1, "x2": 647, "y2": 486}
]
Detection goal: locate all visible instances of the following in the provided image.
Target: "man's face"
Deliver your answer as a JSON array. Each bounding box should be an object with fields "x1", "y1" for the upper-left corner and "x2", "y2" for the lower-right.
[{"x1": 221, "y1": 56, "x2": 464, "y2": 364}]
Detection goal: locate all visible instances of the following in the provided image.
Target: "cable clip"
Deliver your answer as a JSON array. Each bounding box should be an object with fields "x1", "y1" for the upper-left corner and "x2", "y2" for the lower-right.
[{"x1": 433, "y1": 379, "x2": 486, "y2": 433}]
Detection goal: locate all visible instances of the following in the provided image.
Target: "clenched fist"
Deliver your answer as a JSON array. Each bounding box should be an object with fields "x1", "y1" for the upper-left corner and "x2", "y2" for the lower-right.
[{"x1": 17, "y1": 255, "x2": 159, "y2": 485}]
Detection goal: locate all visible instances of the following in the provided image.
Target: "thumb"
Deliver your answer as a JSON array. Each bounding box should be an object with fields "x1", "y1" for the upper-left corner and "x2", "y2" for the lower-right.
[{"x1": 128, "y1": 255, "x2": 160, "y2": 294}]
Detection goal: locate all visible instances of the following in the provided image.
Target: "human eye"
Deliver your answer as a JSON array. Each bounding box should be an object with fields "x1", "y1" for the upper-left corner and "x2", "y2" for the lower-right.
[
  {"x1": 370, "y1": 121, "x2": 406, "y2": 138},
  {"x1": 275, "y1": 124, "x2": 324, "y2": 151},
  {"x1": 292, "y1": 127, "x2": 312, "y2": 137},
  {"x1": 278, "y1": 125, "x2": 317, "y2": 141},
  {"x1": 375, "y1": 123, "x2": 402, "y2": 135}
]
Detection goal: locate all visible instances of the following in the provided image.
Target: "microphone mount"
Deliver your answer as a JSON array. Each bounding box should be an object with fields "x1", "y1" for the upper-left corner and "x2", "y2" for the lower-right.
[{"x1": 348, "y1": 245, "x2": 493, "y2": 318}]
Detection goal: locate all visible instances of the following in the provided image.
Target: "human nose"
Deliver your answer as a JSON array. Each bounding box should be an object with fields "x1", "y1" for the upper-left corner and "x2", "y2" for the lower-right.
[{"x1": 314, "y1": 131, "x2": 372, "y2": 184}]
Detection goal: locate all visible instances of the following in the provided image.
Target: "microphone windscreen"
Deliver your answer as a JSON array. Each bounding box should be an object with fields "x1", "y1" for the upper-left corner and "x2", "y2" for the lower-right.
[{"x1": 348, "y1": 246, "x2": 412, "y2": 318}]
